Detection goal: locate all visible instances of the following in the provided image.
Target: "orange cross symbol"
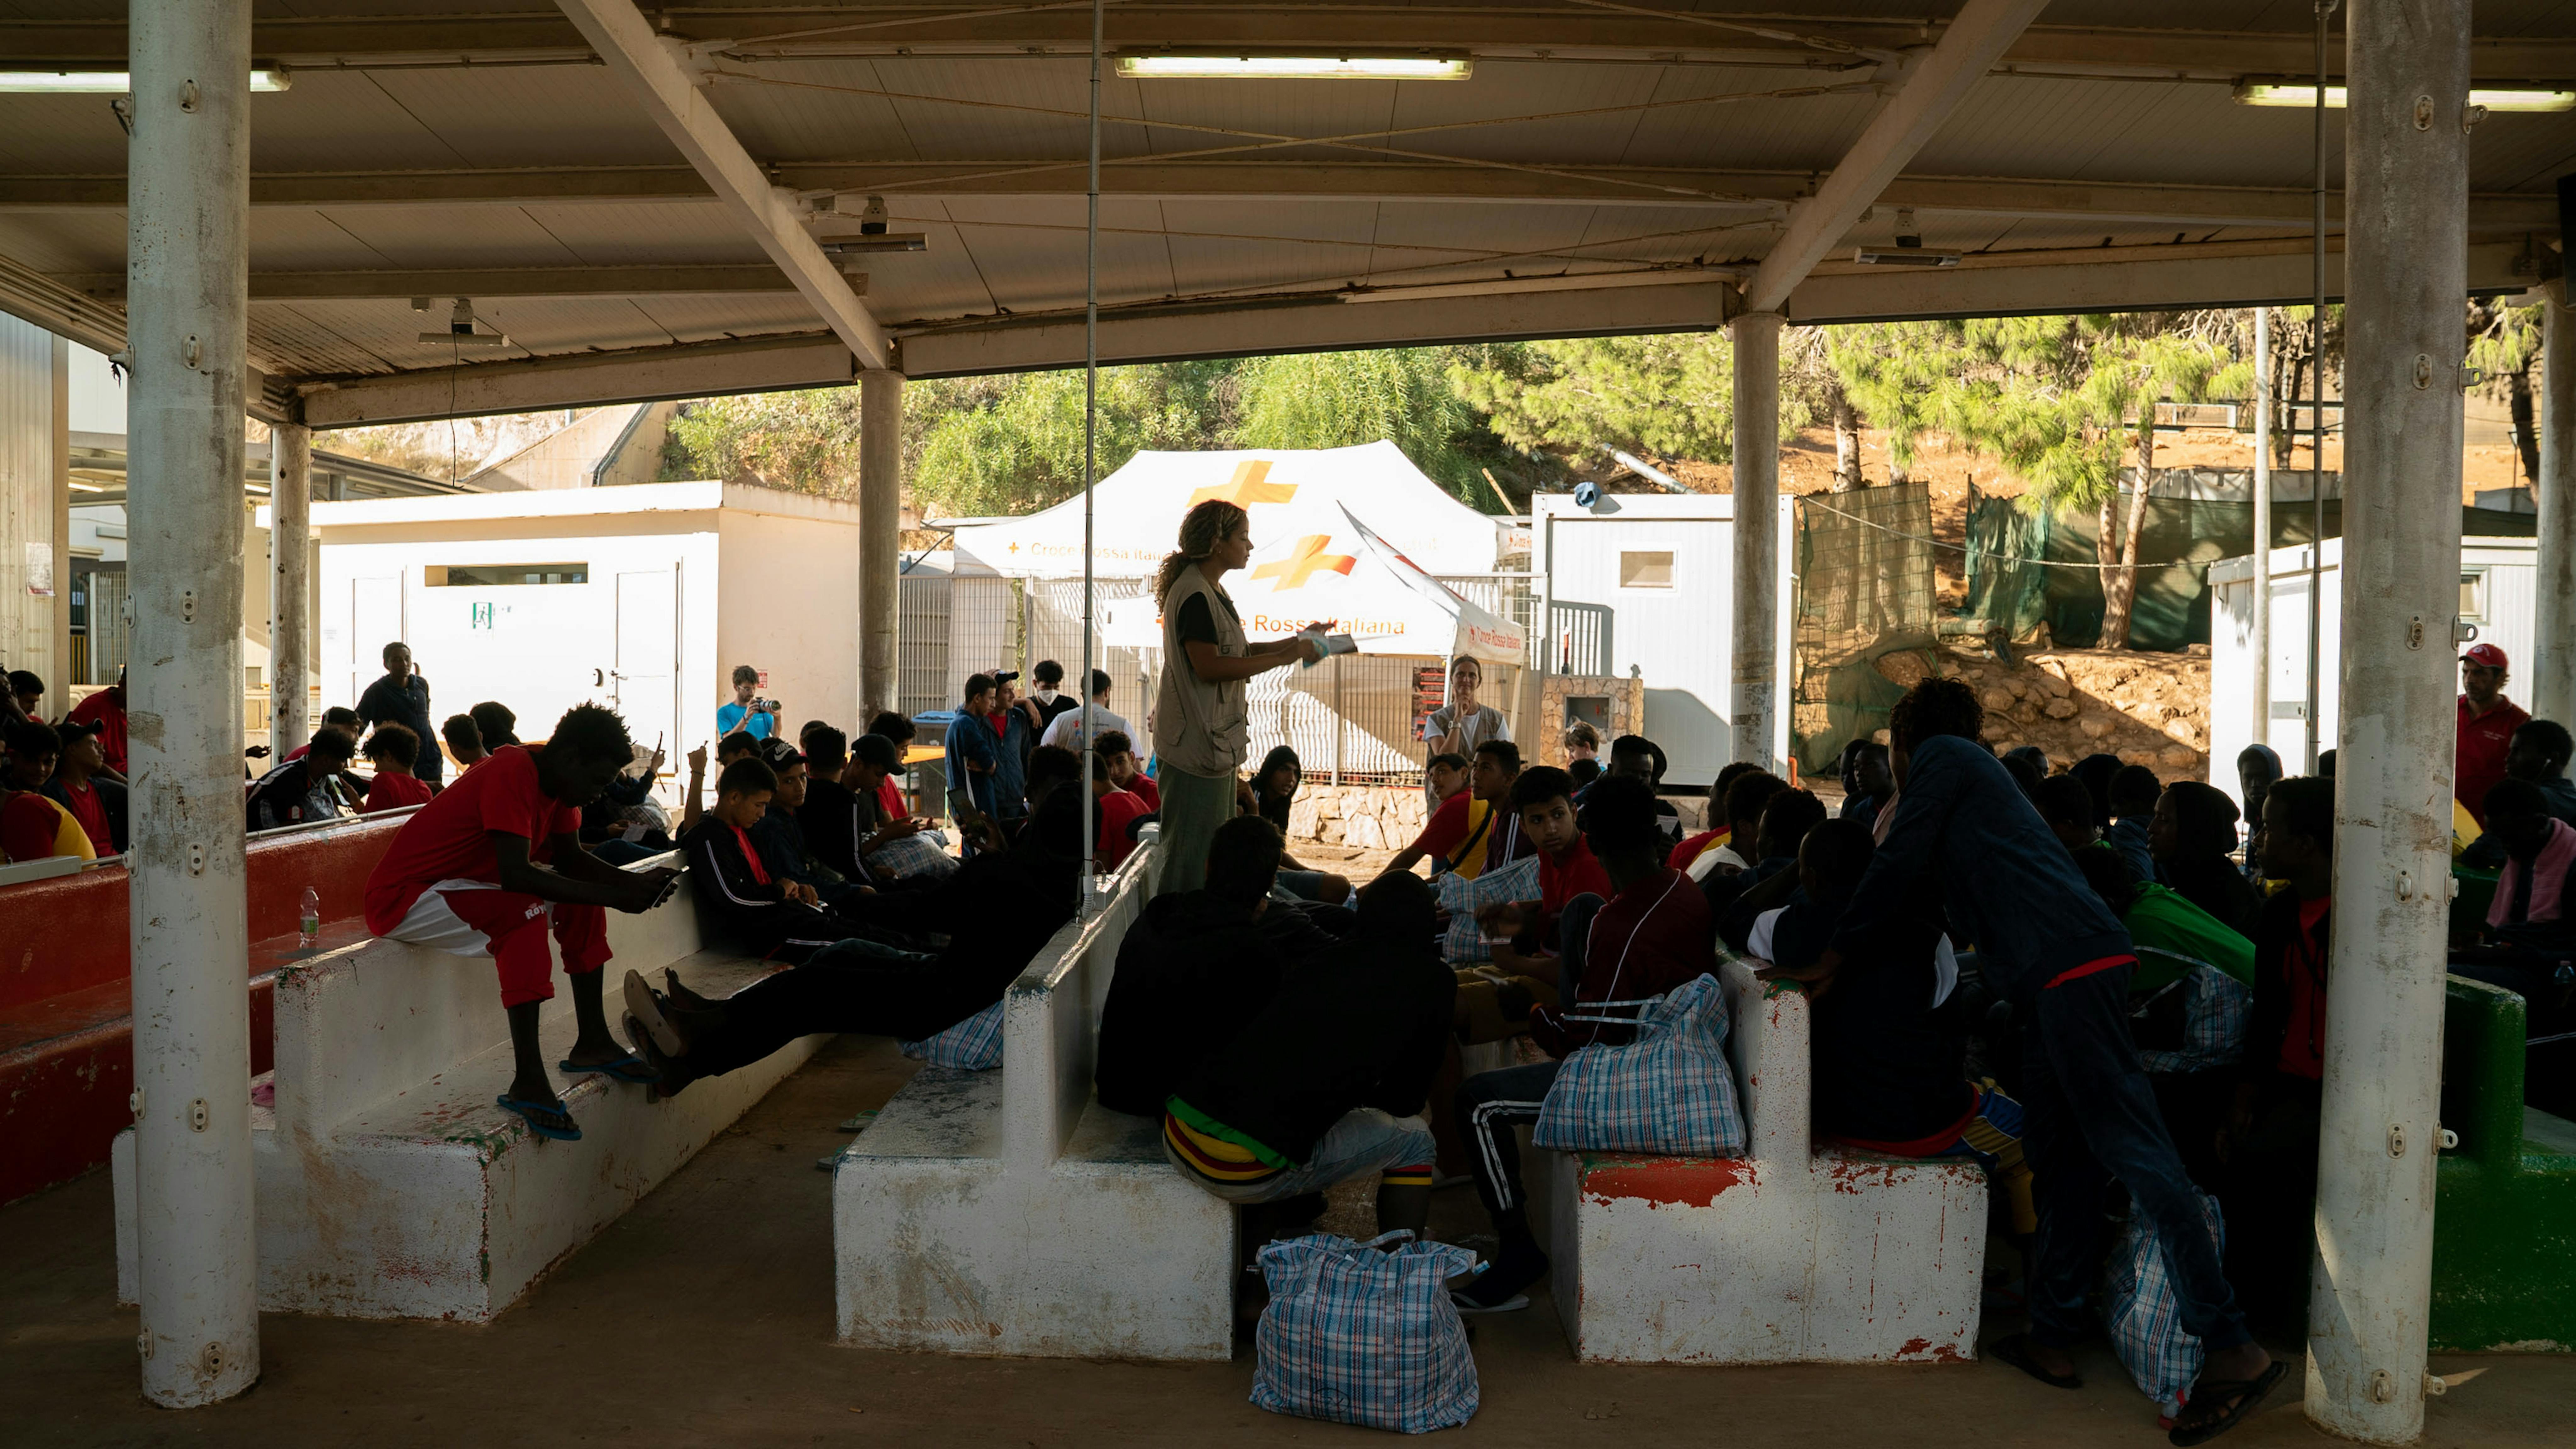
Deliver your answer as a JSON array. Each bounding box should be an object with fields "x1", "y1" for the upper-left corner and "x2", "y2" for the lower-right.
[
  {"x1": 1188, "y1": 458, "x2": 1299, "y2": 510},
  {"x1": 1250, "y1": 534, "x2": 1357, "y2": 590}
]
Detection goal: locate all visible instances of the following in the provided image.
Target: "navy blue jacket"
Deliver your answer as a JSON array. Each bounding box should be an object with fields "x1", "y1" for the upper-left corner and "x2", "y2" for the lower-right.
[{"x1": 1829, "y1": 734, "x2": 2131, "y2": 1002}]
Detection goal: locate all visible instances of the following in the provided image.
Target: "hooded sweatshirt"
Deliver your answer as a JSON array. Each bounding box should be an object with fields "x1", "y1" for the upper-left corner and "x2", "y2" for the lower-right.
[{"x1": 1094, "y1": 891, "x2": 1286, "y2": 1116}]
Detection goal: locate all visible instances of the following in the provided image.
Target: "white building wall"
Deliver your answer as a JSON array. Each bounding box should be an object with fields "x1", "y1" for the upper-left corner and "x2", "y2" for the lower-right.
[
  {"x1": 715, "y1": 505, "x2": 863, "y2": 740},
  {"x1": 2208, "y1": 536, "x2": 2537, "y2": 807},
  {"x1": 0, "y1": 314, "x2": 64, "y2": 695}
]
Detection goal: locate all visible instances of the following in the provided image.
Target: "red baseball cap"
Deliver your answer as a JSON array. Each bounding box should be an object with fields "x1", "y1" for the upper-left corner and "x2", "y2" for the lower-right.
[{"x1": 2462, "y1": 642, "x2": 2509, "y2": 669}]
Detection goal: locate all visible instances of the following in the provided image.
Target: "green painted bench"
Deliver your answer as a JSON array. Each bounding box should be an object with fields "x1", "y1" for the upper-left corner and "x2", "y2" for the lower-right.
[{"x1": 2432, "y1": 974, "x2": 2576, "y2": 1352}]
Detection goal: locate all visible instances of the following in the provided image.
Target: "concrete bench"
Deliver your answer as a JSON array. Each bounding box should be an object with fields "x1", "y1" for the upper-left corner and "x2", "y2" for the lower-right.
[
  {"x1": 833, "y1": 840, "x2": 1240, "y2": 1360},
  {"x1": 1526, "y1": 956, "x2": 1990, "y2": 1364},
  {"x1": 110, "y1": 853, "x2": 824, "y2": 1322}
]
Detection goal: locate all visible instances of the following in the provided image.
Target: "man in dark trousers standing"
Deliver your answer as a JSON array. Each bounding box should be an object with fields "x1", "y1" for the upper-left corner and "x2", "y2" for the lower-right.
[
  {"x1": 358, "y1": 641, "x2": 442, "y2": 789},
  {"x1": 1777, "y1": 676, "x2": 2281, "y2": 1446}
]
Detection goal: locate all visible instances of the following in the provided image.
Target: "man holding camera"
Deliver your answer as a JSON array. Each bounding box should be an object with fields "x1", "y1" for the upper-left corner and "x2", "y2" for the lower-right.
[{"x1": 717, "y1": 663, "x2": 781, "y2": 742}]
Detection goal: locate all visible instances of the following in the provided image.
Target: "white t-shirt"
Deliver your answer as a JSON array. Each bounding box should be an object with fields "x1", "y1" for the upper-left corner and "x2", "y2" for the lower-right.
[
  {"x1": 1423, "y1": 702, "x2": 1510, "y2": 753},
  {"x1": 1040, "y1": 702, "x2": 1134, "y2": 752}
]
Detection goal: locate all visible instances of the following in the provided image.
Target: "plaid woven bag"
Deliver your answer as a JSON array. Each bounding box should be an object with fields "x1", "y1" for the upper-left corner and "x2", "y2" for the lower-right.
[
  {"x1": 2102, "y1": 1191, "x2": 2228, "y2": 1421},
  {"x1": 898, "y1": 999, "x2": 1004, "y2": 1069},
  {"x1": 867, "y1": 832, "x2": 960, "y2": 883},
  {"x1": 1432, "y1": 854, "x2": 1541, "y2": 964},
  {"x1": 1250, "y1": 1231, "x2": 1482, "y2": 1434},
  {"x1": 2135, "y1": 966, "x2": 2251, "y2": 1076},
  {"x1": 1529, "y1": 972, "x2": 1746, "y2": 1157}
]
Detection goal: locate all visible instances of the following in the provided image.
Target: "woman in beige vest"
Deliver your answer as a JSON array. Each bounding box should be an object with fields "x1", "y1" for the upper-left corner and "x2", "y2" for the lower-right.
[{"x1": 1151, "y1": 499, "x2": 1323, "y2": 895}]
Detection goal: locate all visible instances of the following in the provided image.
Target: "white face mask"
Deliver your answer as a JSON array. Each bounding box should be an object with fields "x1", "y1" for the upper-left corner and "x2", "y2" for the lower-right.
[{"x1": 1033, "y1": 687, "x2": 1060, "y2": 704}]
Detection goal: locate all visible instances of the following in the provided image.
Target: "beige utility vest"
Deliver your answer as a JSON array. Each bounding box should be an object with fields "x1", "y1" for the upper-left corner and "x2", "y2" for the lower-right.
[{"x1": 1153, "y1": 565, "x2": 1251, "y2": 777}]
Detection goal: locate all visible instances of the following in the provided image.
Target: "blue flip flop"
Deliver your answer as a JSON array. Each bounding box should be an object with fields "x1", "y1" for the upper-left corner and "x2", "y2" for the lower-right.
[
  {"x1": 496, "y1": 1093, "x2": 581, "y2": 1141},
  {"x1": 558, "y1": 1053, "x2": 658, "y2": 1085}
]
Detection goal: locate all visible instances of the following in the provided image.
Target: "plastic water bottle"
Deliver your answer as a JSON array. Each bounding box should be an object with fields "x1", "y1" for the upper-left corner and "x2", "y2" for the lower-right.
[{"x1": 298, "y1": 887, "x2": 321, "y2": 951}]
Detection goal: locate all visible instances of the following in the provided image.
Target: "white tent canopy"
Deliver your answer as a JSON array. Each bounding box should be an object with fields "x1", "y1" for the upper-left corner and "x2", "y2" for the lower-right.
[
  {"x1": 1102, "y1": 503, "x2": 1524, "y2": 665},
  {"x1": 948, "y1": 441, "x2": 1505, "y2": 580}
]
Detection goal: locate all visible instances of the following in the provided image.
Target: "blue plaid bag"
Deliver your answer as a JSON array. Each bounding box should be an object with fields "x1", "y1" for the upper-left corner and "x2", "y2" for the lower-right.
[
  {"x1": 2135, "y1": 966, "x2": 2251, "y2": 1076},
  {"x1": 2102, "y1": 1191, "x2": 2227, "y2": 1421},
  {"x1": 1432, "y1": 855, "x2": 1540, "y2": 964},
  {"x1": 1529, "y1": 972, "x2": 1746, "y2": 1157},
  {"x1": 867, "y1": 831, "x2": 959, "y2": 883},
  {"x1": 898, "y1": 999, "x2": 1004, "y2": 1069},
  {"x1": 1250, "y1": 1231, "x2": 1481, "y2": 1434}
]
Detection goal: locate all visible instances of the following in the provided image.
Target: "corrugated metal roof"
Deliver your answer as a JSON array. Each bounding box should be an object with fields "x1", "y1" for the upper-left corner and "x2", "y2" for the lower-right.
[{"x1": 0, "y1": 0, "x2": 2564, "y2": 410}]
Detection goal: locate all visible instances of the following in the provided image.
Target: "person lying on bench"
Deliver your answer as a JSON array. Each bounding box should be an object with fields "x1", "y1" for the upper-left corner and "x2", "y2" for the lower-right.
[
  {"x1": 619, "y1": 789, "x2": 1089, "y2": 1098},
  {"x1": 1748, "y1": 817, "x2": 2035, "y2": 1238},
  {"x1": 1160, "y1": 871, "x2": 1456, "y2": 1243},
  {"x1": 1096, "y1": 815, "x2": 1292, "y2": 1116},
  {"x1": 1777, "y1": 677, "x2": 2280, "y2": 1442},
  {"x1": 1452, "y1": 775, "x2": 1713, "y2": 1313},
  {"x1": 362, "y1": 703, "x2": 680, "y2": 1142},
  {"x1": 1475, "y1": 765, "x2": 1608, "y2": 977}
]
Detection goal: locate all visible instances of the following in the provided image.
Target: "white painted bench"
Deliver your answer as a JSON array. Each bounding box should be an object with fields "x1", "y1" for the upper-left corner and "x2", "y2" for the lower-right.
[
  {"x1": 111, "y1": 854, "x2": 826, "y2": 1322},
  {"x1": 833, "y1": 839, "x2": 1241, "y2": 1360},
  {"x1": 1525, "y1": 956, "x2": 1990, "y2": 1364}
]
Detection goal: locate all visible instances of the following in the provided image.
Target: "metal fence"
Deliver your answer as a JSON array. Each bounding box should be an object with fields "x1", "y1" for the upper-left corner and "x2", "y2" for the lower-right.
[{"x1": 1788, "y1": 482, "x2": 1936, "y2": 773}]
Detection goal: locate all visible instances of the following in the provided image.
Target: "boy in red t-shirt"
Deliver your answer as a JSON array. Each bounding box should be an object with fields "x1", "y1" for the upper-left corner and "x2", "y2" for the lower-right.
[
  {"x1": 1476, "y1": 766, "x2": 1612, "y2": 975},
  {"x1": 359, "y1": 724, "x2": 437, "y2": 813},
  {"x1": 363, "y1": 703, "x2": 679, "y2": 1141}
]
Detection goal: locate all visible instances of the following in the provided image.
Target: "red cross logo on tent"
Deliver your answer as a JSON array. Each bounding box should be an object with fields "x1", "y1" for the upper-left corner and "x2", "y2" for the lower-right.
[
  {"x1": 1251, "y1": 534, "x2": 1356, "y2": 590},
  {"x1": 1189, "y1": 458, "x2": 1299, "y2": 510}
]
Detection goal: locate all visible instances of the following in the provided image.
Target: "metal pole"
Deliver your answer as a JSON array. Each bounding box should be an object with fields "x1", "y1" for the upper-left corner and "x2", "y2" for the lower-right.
[
  {"x1": 2535, "y1": 282, "x2": 2576, "y2": 725},
  {"x1": 2252, "y1": 308, "x2": 2274, "y2": 751},
  {"x1": 50, "y1": 336, "x2": 71, "y2": 697},
  {"x1": 2307, "y1": 0, "x2": 2465, "y2": 1437},
  {"x1": 859, "y1": 369, "x2": 903, "y2": 720},
  {"x1": 1331, "y1": 653, "x2": 1344, "y2": 787},
  {"x1": 268, "y1": 422, "x2": 311, "y2": 761},
  {"x1": 1729, "y1": 309, "x2": 1784, "y2": 770},
  {"x1": 2305, "y1": 0, "x2": 2337, "y2": 773},
  {"x1": 127, "y1": 0, "x2": 259, "y2": 1406},
  {"x1": 1077, "y1": 0, "x2": 1102, "y2": 909}
]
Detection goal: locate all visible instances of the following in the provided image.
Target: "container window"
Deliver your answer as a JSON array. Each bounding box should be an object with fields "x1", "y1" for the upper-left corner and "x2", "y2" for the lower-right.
[
  {"x1": 2460, "y1": 569, "x2": 2487, "y2": 625},
  {"x1": 1618, "y1": 550, "x2": 1674, "y2": 589},
  {"x1": 425, "y1": 564, "x2": 589, "y2": 587}
]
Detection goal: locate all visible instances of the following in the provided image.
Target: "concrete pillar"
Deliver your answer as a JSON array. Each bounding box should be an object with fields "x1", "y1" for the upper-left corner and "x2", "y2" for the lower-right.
[
  {"x1": 1729, "y1": 309, "x2": 1782, "y2": 770},
  {"x1": 2535, "y1": 283, "x2": 2576, "y2": 726},
  {"x1": 858, "y1": 368, "x2": 902, "y2": 718},
  {"x1": 2251, "y1": 307, "x2": 2273, "y2": 743},
  {"x1": 126, "y1": 0, "x2": 259, "y2": 1407},
  {"x1": 268, "y1": 422, "x2": 310, "y2": 760},
  {"x1": 2307, "y1": 3, "x2": 2468, "y2": 1439}
]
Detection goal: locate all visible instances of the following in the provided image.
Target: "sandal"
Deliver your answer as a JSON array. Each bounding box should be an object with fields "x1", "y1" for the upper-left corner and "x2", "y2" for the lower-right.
[
  {"x1": 495, "y1": 1093, "x2": 580, "y2": 1141},
  {"x1": 558, "y1": 1052, "x2": 658, "y2": 1085},
  {"x1": 623, "y1": 970, "x2": 687, "y2": 1057},
  {"x1": 1990, "y1": 1333, "x2": 2083, "y2": 1390},
  {"x1": 2167, "y1": 1358, "x2": 2289, "y2": 1446}
]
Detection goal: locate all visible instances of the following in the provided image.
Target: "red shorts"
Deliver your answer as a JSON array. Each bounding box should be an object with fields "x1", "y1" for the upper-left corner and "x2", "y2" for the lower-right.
[{"x1": 378, "y1": 879, "x2": 612, "y2": 1008}]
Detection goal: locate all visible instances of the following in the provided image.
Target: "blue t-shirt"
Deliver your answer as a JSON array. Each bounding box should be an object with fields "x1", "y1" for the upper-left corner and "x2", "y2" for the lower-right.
[{"x1": 716, "y1": 701, "x2": 774, "y2": 740}]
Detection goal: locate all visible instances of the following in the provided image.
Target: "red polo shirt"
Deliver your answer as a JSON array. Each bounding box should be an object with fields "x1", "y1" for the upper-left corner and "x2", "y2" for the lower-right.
[{"x1": 2458, "y1": 694, "x2": 2531, "y2": 825}]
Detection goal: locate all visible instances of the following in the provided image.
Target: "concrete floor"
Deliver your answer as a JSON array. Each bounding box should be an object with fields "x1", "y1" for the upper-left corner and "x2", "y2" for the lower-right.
[{"x1": 8, "y1": 1035, "x2": 2572, "y2": 1448}]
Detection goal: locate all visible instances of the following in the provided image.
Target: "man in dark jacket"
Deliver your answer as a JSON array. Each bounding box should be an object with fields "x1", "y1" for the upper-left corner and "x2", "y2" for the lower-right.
[
  {"x1": 1451, "y1": 774, "x2": 1715, "y2": 1313},
  {"x1": 1782, "y1": 678, "x2": 2279, "y2": 1440},
  {"x1": 1160, "y1": 872, "x2": 1454, "y2": 1239},
  {"x1": 626, "y1": 788, "x2": 1086, "y2": 1097},
  {"x1": 1095, "y1": 816, "x2": 1291, "y2": 1116},
  {"x1": 676, "y1": 755, "x2": 874, "y2": 965},
  {"x1": 2221, "y1": 774, "x2": 2333, "y2": 1330},
  {"x1": 356, "y1": 641, "x2": 442, "y2": 788}
]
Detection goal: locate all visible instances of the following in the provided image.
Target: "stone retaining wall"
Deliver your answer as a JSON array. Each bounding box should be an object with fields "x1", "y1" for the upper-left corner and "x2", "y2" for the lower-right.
[{"x1": 1284, "y1": 785, "x2": 1428, "y2": 849}]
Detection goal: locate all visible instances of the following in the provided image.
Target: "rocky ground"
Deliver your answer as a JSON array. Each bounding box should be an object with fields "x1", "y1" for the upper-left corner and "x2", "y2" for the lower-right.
[{"x1": 1868, "y1": 644, "x2": 2213, "y2": 780}]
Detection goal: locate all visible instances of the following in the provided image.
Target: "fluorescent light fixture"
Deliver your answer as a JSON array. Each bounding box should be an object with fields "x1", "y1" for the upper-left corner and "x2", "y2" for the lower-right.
[
  {"x1": 2233, "y1": 81, "x2": 2576, "y2": 111},
  {"x1": 68, "y1": 480, "x2": 107, "y2": 493},
  {"x1": 821, "y1": 235, "x2": 928, "y2": 254},
  {"x1": 1117, "y1": 54, "x2": 1471, "y2": 81},
  {"x1": 418, "y1": 329, "x2": 512, "y2": 346},
  {"x1": 0, "y1": 69, "x2": 291, "y2": 93},
  {"x1": 1853, "y1": 245, "x2": 1961, "y2": 268}
]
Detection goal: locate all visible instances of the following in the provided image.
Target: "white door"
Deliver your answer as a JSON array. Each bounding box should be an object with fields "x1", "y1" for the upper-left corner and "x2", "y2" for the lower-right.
[
  {"x1": 614, "y1": 569, "x2": 679, "y2": 757},
  {"x1": 1550, "y1": 515, "x2": 1732, "y2": 787},
  {"x1": 350, "y1": 575, "x2": 402, "y2": 706}
]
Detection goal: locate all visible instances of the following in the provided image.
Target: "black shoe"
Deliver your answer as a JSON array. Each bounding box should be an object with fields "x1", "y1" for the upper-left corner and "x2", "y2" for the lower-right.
[
  {"x1": 623, "y1": 1013, "x2": 696, "y2": 1101},
  {"x1": 663, "y1": 968, "x2": 718, "y2": 1013},
  {"x1": 1452, "y1": 1241, "x2": 1548, "y2": 1313}
]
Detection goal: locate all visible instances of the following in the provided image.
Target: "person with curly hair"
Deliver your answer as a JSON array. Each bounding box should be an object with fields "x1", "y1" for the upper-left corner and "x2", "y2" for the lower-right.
[{"x1": 1769, "y1": 675, "x2": 2280, "y2": 1443}]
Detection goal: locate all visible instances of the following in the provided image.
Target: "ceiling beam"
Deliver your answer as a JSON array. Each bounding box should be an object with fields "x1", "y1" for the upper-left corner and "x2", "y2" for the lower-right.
[
  {"x1": 5, "y1": 12, "x2": 2576, "y2": 79},
  {"x1": 551, "y1": 0, "x2": 890, "y2": 370},
  {"x1": 0, "y1": 164, "x2": 2554, "y2": 231},
  {"x1": 1745, "y1": 0, "x2": 2050, "y2": 314},
  {"x1": 299, "y1": 331, "x2": 855, "y2": 429},
  {"x1": 58, "y1": 265, "x2": 813, "y2": 302}
]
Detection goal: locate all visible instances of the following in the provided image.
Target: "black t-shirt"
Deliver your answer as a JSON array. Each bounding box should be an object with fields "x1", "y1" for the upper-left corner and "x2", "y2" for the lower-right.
[
  {"x1": 1175, "y1": 591, "x2": 1240, "y2": 649},
  {"x1": 357, "y1": 672, "x2": 442, "y2": 783}
]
